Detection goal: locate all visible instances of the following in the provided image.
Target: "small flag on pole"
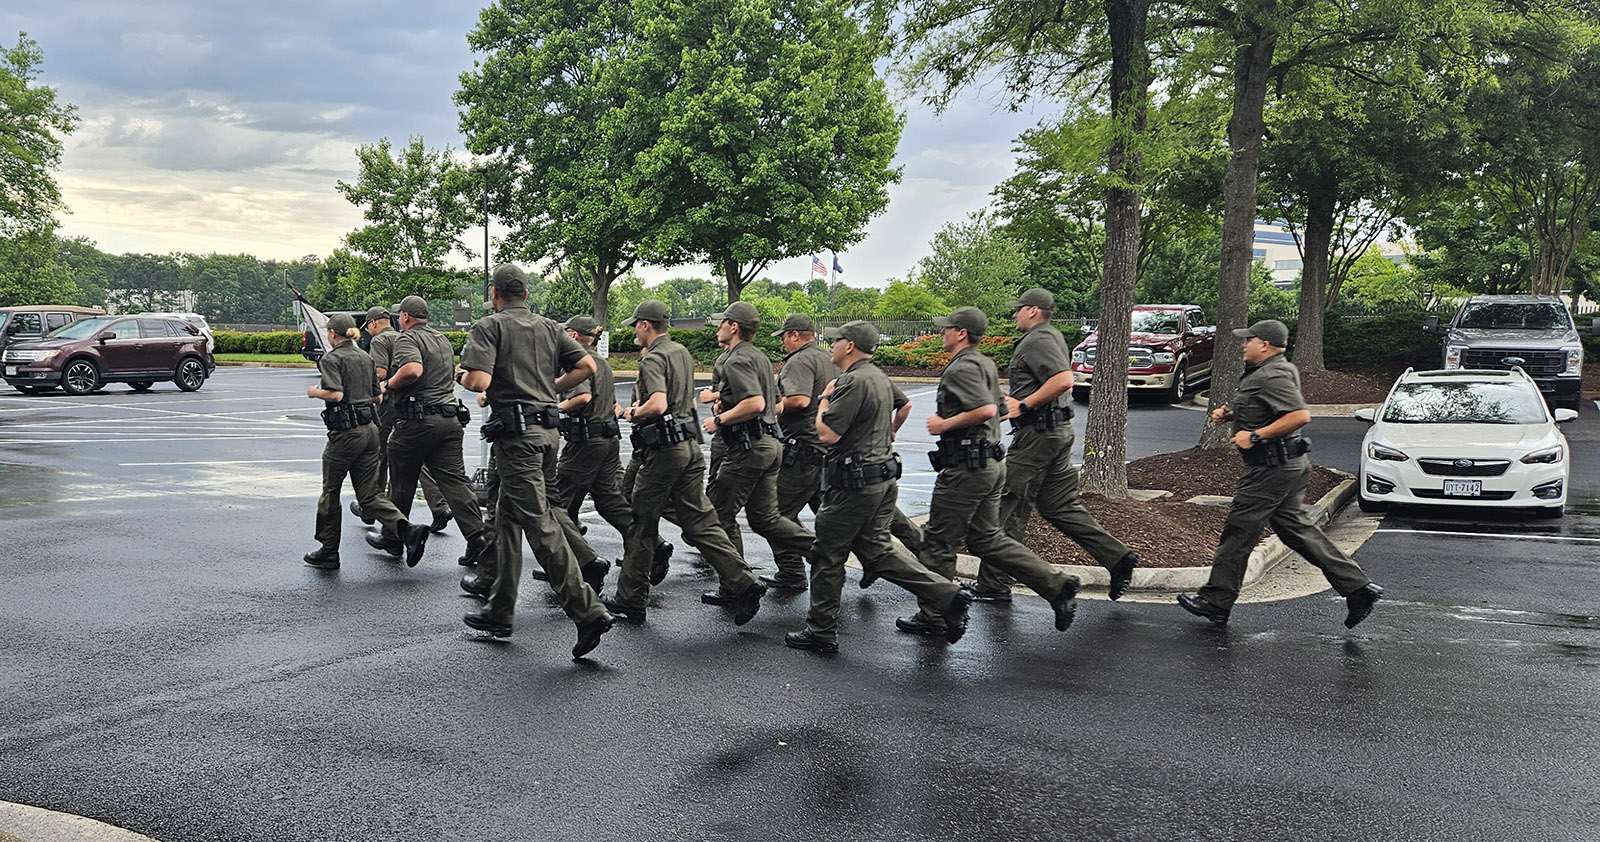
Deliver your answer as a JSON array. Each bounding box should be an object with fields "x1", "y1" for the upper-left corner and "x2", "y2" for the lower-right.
[
  {"x1": 811, "y1": 255, "x2": 828, "y2": 276},
  {"x1": 833, "y1": 254, "x2": 843, "y2": 274}
]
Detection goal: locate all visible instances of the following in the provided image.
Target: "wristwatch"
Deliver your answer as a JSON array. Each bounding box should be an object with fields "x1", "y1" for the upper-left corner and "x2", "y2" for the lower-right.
[
  {"x1": 1249, "y1": 430, "x2": 1263, "y2": 444},
  {"x1": 1018, "y1": 399, "x2": 1030, "y2": 413}
]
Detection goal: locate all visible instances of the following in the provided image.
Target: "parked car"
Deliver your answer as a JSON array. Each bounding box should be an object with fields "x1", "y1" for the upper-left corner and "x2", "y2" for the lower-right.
[
  {"x1": 0, "y1": 305, "x2": 105, "y2": 356},
  {"x1": 3, "y1": 315, "x2": 216, "y2": 395},
  {"x1": 1424, "y1": 294, "x2": 1599, "y2": 410},
  {"x1": 1354, "y1": 367, "x2": 1576, "y2": 518},
  {"x1": 1070, "y1": 305, "x2": 1215, "y2": 403},
  {"x1": 139, "y1": 312, "x2": 214, "y2": 348}
]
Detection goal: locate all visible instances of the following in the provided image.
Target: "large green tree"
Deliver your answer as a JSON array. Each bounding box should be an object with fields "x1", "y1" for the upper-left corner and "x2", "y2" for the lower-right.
[
  {"x1": 636, "y1": 0, "x2": 903, "y2": 302},
  {"x1": 0, "y1": 34, "x2": 76, "y2": 238},
  {"x1": 0, "y1": 226, "x2": 78, "y2": 305},
  {"x1": 912, "y1": 211, "x2": 1028, "y2": 316},
  {"x1": 336, "y1": 136, "x2": 478, "y2": 278}
]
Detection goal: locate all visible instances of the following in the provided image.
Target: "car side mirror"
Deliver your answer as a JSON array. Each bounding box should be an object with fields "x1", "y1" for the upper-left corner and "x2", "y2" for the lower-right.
[
  {"x1": 97, "y1": 331, "x2": 116, "y2": 342},
  {"x1": 1423, "y1": 316, "x2": 1439, "y2": 334},
  {"x1": 1354, "y1": 407, "x2": 1376, "y2": 422},
  {"x1": 1554, "y1": 408, "x2": 1579, "y2": 422}
]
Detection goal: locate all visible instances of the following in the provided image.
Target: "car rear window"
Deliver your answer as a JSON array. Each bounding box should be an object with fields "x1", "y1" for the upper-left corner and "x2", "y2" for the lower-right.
[{"x1": 1382, "y1": 381, "x2": 1550, "y2": 424}]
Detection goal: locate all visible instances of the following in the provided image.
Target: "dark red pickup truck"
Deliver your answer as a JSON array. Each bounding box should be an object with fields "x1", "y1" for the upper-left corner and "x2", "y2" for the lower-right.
[{"x1": 1070, "y1": 305, "x2": 1215, "y2": 403}]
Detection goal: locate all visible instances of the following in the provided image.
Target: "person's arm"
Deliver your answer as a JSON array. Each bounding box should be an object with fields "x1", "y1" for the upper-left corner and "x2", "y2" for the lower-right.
[
  {"x1": 386, "y1": 361, "x2": 423, "y2": 391},
  {"x1": 814, "y1": 378, "x2": 844, "y2": 445},
  {"x1": 553, "y1": 354, "x2": 597, "y2": 394},
  {"x1": 892, "y1": 401, "x2": 912, "y2": 436},
  {"x1": 1003, "y1": 370, "x2": 1073, "y2": 418},
  {"x1": 460, "y1": 370, "x2": 491, "y2": 393},
  {"x1": 629, "y1": 391, "x2": 669, "y2": 422},
  {"x1": 559, "y1": 392, "x2": 593, "y2": 413},
  {"x1": 1233, "y1": 409, "x2": 1311, "y2": 449},
  {"x1": 928, "y1": 403, "x2": 997, "y2": 436},
  {"x1": 703, "y1": 394, "x2": 765, "y2": 433},
  {"x1": 779, "y1": 393, "x2": 811, "y2": 413},
  {"x1": 699, "y1": 387, "x2": 720, "y2": 404},
  {"x1": 307, "y1": 385, "x2": 344, "y2": 402}
]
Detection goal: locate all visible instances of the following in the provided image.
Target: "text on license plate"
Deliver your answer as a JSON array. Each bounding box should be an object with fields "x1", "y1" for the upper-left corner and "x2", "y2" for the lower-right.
[
  {"x1": 3, "y1": 366, "x2": 15, "y2": 377},
  {"x1": 1443, "y1": 480, "x2": 1482, "y2": 497}
]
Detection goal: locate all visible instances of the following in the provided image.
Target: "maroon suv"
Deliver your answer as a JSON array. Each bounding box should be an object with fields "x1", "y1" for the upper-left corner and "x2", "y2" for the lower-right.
[
  {"x1": 1070, "y1": 305, "x2": 1215, "y2": 403},
  {"x1": 3, "y1": 315, "x2": 215, "y2": 395}
]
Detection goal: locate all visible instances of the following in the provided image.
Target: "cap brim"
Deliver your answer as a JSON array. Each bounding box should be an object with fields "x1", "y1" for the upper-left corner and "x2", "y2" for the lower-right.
[
  {"x1": 707, "y1": 312, "x2": 729, "y2": 323},
  {"x1": 822, "y1": 327, "x2": 845, "y2": 340},
  {"x1": 623, "y1": 316, "x2": 641, "y2": 326},
  {"x1": 770, "y1": 327, "x2": 787, "y2": 337},
  {"x1": 931, "y1": 316, "x2": 954, "y2": 328},
  {"x1": 1004, "y1": 300, "x2": 1027, "y2": 311},
  {"x1": 1230, "y1": 328, "x2": 1255, "y2": 339}
]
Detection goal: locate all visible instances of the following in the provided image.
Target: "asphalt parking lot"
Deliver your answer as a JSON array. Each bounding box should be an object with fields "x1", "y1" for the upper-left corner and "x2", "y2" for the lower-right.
[{"x1": 2, "y1": 368, "x2": 1598, "y2": 842}]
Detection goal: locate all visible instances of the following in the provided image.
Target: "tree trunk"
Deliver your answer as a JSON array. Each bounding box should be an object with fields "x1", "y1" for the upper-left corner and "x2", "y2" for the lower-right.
[
  {"x1": 1200, "y1": 14, "x2": 1278, "y2": 450},
  {"x1": 590, "y1": 269, "x2": 610, "y2": 328},
  {"x1": 722, "y1": 255, "x2": 745, "y2": 303},
  {"x1": 1080, "y1": 0, "x2": 1150, "y2": 497},
  {"x1": 1294, "y1": 189, "x2": 1336, "y2": 373}
]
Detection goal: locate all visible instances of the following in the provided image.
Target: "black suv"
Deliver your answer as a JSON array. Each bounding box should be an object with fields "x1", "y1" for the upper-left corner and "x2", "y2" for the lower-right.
[{"x1": 3, "y1": 315, "x2": 216, "y2": 395}]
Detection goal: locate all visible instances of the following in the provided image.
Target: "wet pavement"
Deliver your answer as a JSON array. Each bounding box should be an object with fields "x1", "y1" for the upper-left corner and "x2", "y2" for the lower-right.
[{"x1": 2, "y1": 369, "x2": 1598, "y2": 841}]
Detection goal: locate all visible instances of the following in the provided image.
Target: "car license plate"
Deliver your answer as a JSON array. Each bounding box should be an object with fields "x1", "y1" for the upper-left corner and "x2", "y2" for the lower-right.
[
  {"x1": 1443, "y1": 480, "x2": 1482, "y2": 497},
  {"x1": 3, "y1": 366, "x2": 15, "y2": 377}
]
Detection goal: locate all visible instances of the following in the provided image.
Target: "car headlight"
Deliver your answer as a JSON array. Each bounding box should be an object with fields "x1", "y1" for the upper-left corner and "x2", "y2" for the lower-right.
[
  {"x1": 1072, "y1": 350, "x2": 1086, "y2": 364},
  {"x1": 5, "y1": 349, "x2": 58, "y2": 363},
  {"x1": 1151, "y1": 352, "x2": 1175, "y2": 364},
  {"x1": 1367, "y1": 442, "x2": 1409, "y2": 461},
  {"x1": 1520, "y1": 445, "x2": 1564, "y2": 464},
  {"x1": 1565, "y1": 347, "x2": 1581, "y2": 375},
  {"x1": 1444, "y1": 345, "x2": 1464, "y2": 369}
]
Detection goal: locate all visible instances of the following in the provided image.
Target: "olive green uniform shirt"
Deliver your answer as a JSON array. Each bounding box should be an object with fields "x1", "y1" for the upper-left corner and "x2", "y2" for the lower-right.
[
  {"x1": 636, "y1": 334, "x2": 699, "y2": 418},
  {"x1": 318, "y1": 341, "x2": 379, "y2": 408},
  {"x1": 937, "y1": 346, "x2": 1003, "y2": 445},
  {"x1": 368, "y1": 329, "x2": 400, "y2": 378},
  {"x1": 819, "y1": 359, "x2": 895, "y2": 461},
  {"x1": 778, "y1": 341, "x2": 832, "y2": 446},
  {"x1": 458, "y1": 301, "x2": 585, "y2": 406},
  {"x1": 1232, "y1": 353, "x2": 1307, "y2": 433},
  {"x1": 713, "y1": 340, "x2": 778, "y2": 424},
  {"x1": 563, "y1": 349, "x2": 615, "y2": 421},
  {"x1": 1009, "y1": 323, "x2": 1073, "y2": 410},
  {"x1": 390, "y1": 324, "x2": 460, "y2": 406}
]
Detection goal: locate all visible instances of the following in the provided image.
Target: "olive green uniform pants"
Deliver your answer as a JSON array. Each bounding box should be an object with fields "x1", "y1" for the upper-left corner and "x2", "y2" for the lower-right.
[
  {"x1": 771, "y1": 459, "x2": 823, "y2": 579},
  {"x1": 804, "y1": 480, "x2": 963, "y2": 646},
  {"x1": 1198, "y1": 459, "x2": 1371, "y2": 610},
  {"x1": 916, "y1": 460, "x2": 1075, "y2": 623},
  {"x1": 479, "y1": 427, "x2": 607, "y2": 627},
  {"x1": 978, "y1": 425, "x2": 1131, "y2": 592},
  {"x1": 556, "y1": 435, "x2": 632, "y2": 537},
  {"x1": 708, "y1": 437, "x2": 815, "y2": 568},
  {"x1": 314, "y1": 424, "x2": 406, "y2": 549},
  {"x1": 377, "y1": 407, "x2": 447, "y2": 518},
  {"x1": 614, "y1": 439, "x2": 757, "y2": 609},
  {"x1": 386, "y1": 414, "x2": 485, "y2": 539}
]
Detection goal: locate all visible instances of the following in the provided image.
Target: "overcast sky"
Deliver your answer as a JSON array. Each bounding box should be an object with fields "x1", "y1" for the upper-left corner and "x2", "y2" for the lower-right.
[{"x1": 2, "y1": 1, "x2": 1054, "y2": 290}]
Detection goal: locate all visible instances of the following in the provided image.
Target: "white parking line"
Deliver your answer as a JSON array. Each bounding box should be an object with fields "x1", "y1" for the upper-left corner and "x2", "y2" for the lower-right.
[
  {"x1": 120, "y1": 458, "x2": 323, "y2": 466},
  {"x1": 1373, "y1": 528, "x2": 1600, "y2": 544},
  {"x1": 0, "y1": 435, "x2": 326, "y2": 444}
]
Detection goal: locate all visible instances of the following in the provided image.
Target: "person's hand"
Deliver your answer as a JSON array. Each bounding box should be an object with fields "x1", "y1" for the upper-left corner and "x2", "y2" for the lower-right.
[
  {"x1": 701, "y1": 416, "x2": 718, "y2": 435},
  {"x1": 926, "y1": 415, "x2": 947, "y2": 436},
  {"x1": 699, "y1": 388, "x2": 716, "y2": 404},
  {"x1": 821, "y1": 379, "x2": 836, "y2": 398},
  {"x1": 306, "y1": 385, "x2": 318, "y2": 398},
  {"x1": 1211, "y1": 404, "x2": 1231, "y2": 424},
  {"x1": 1002, "y1": 394, "x2": 1022, "y2": 419},
  {"x1": 1232, "y1": 429, "x2": 1255, "y2": 449},
  {"x1": 477, "y1": 394, "x2": 488, "y2": 408}
]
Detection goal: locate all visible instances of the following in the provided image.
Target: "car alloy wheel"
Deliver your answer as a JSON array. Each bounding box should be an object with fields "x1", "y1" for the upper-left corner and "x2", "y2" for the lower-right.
[
  {"x1": 175, "y1": 358, "x2": 206, "y2": 392},
  {"x1": 61, "y1": 360, "x2": 100, "y2": 396}
]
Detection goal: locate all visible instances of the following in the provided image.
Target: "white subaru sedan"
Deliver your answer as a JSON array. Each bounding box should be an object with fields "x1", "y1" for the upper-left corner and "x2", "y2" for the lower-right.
[{"x1": 1355, "y1": 368, "x2": 1577, "y2": 517}]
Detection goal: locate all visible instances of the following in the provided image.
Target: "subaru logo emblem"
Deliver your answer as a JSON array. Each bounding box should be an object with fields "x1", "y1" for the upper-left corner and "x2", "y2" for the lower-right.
[
  {"x1": 1454, "y1": 459, "x2": 1473, "y2": 468},
  {"x1": 1502, "y1": 356, "x2": 1525, "y2": 366}
]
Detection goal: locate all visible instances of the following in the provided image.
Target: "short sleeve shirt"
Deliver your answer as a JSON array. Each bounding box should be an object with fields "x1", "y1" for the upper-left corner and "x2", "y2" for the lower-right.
[
  {"x1": 938, "y1": 346, "x2": 1003, "y2": 445},
  {"x1": 778, "y1": 341, "x2": 833, "y2": 445},
  {"x1": 459, "y1": 301, "x2": 585, "y2": 407},
  {"x1": 564, "y1": 349, "x2": 616, "y2": 422},
  {"x1": 636, "y1": 334, "x2": 699, "y2": 418},
  {"x1": 713, "y1": 341, "x2": 778, "y2": 424},
  {"x1": 1009, "y1": 323, "x2": 1073, "y2": 409},
  {"x1": 390, "y1": 324, "x2": 459, "y2": 406},
  {"x1": 820, "y1": 359, "x2": 895, "y2": 462},
  {"x1": 318, "y1": 341, "x2": 379, "y2": 408},
  {"x1": 368, "y1": 329, "x2": 399, "y2": 377},
  {"x1": 1233, "y1": 353, "x2": 1307, "y2": 432}
]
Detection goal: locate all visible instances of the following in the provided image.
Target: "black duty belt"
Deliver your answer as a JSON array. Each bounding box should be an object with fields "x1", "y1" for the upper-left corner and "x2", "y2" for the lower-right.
[
  {"x1": 1009, "y1": 404, "x2": 1073, "y2": 432},
  {"x1": 718, "y1": 418, "x2": 781, "y2": 451},
  {"x1": 323, "y1": 403, "x2": 377, "y2": 431},
  {"x1": 781, "y1": 436, "x2": 826, "y2": 467},
  {"x1": 929, "y1": 436, "x2": 1005, "y2": 470},
  {"x1": 1238, "y1": 434, "x2": 1312, "y2": 467},
  {"x1": 629, "y1": 413, "x2": 702, "y2": 451},
  {"x1": 560, "y1": 415, "x2": 622, "y2": 442},
  {"x1": 480, "y1": 403, "x2": 559, "y2": 441},
  {"x1": 820, "y1": 453, "x2": 902, "y2": 491}
]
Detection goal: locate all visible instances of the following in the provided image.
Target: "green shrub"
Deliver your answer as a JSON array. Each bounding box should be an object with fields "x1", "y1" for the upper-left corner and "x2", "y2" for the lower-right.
[
  {"x1": 442, "y1": 331, "x2": 467, "y2": 353},
  {"x1": 1290, "y1": 311, "x2": 1440, "y2": 370},
  {"x1": 212, "y1": 330, "x2": 302, "y2": 354}
]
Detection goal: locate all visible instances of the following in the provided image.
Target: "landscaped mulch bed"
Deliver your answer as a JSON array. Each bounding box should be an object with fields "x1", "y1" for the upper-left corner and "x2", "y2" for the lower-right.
[
  {"x1": 1298, "y1": 367, "x2": 1405, "y2": 404},
  {"x1": 1020, "y1": 447, "x2": 1348, "y2": 569}
]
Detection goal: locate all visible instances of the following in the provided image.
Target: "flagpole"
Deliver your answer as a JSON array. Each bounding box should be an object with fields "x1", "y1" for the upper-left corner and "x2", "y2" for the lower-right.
[{"x1": 825, "y1": 251, "x2": 839, "y2": 318}]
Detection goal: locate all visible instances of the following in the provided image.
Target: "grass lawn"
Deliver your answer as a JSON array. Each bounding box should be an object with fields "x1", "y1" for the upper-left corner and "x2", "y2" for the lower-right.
[{"x1": 215, "y1": 353, "x2": 315, "y2": 365}]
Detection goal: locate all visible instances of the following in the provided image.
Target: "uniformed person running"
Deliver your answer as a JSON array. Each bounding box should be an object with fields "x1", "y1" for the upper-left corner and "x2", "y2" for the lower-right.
[
  {"x1": 786, "y1": 321, "x2": 971, "y2": 654},
  {"x1": 699, "y1": 302, "x2": 814, "y2": 600},
  {"x1": 457, "y1": 265, "x2": 614, "y2": 660},
  {"x1": 364, "y1": 296, "x2": 489, "y2": 568},
  {"x1": 899, "y1": 307, "x2": 1080, "y2": 637},
  {"x1": 350, "y1": 305, "x2": 452, "y2": 534},
  {"x1": 608, "y1": 299, "x2": 768, "y2": 626},
  {"x1": 973, "y1": 287, "x2": 1140, "y2": 603},
  {"x1": 768, "y1": 313, "x2": 832, "y2": 586},
  {"x1": 1177, "y1": 319, "x2": 1383, "y2": 628},
  {"x1": 302, "y1": 313, "x2": 429, "y2": 569},
  {"x1": 553, "y1": 315, "x2": 632, "y2": 540},
  {"x1": 858, "y1": 380, "x2": 926, "y2": 588}
]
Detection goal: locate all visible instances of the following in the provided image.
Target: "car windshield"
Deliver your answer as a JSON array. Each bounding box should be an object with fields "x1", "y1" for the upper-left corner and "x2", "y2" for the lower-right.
[
  {"x1": 1457, "y1": 302, "x2": 1571, "y2": 331},
  {"x1": 1131, "y1": 311, "x2": 1182, "y2": 333},
  {"x1": 1382, "y1": 381, "x2": 1549, "y2": 424},
  {"x1": 48, "y1": 317, "x2": 119, "y2": 339}
]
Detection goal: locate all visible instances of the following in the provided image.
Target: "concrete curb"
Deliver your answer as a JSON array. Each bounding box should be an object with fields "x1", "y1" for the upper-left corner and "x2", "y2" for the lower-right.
[
  {"x1": 214, "y1": 360, "x2": 317, "y2": 369},
  {"x1": 0, "y1": 801, "x2": 159, "y2": 842},
  {"x1": 925, "y1": 472, "x2": 1358, "y2": 595}
]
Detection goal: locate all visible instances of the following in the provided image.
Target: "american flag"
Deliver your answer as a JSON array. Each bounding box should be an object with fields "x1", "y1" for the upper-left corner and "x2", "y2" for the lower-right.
[{"x1": 811, "y1": 255, "x2": 828, "y2": 275}]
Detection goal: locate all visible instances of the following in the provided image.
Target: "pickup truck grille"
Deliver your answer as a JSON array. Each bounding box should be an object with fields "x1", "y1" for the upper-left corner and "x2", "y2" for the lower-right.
[
  {"x1": 1083, "y1": 347, "x2": 1155, "y2": 368},
  {"x1": 1417, "y1": 458, "x2": 1511, "y2": 477},
  {"x1": 1459, "y1": 348, "x2": 1567, "y2": 376}
]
